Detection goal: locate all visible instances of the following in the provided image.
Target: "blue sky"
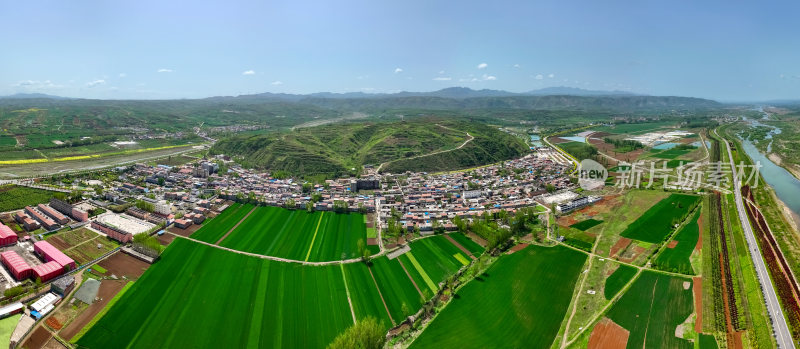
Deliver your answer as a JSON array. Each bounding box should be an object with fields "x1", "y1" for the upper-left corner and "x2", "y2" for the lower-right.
[{"x1": 1, "y1": 0, "x2": 798, "y2": 101}]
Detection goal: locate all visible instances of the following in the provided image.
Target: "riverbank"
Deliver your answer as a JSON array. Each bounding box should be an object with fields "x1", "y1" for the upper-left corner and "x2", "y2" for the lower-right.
[{"x1": 768, "y1": 152, "x2": 800, "y2": 182}]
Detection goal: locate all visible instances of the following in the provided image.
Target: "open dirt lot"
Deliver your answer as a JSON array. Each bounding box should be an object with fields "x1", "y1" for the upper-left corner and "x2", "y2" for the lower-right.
[
  {"x1": 588, "y1": 317, "x2": 630, "y2": 349},
  {"x1": 59, "y1": 280, "x2": 127, "y2": 341},
  {"x1": 168, "y1": 223, "x2": 201, "y2": 237},
  {"x1": 96, "y1": 252, "x2": 149, "y2": 279},
  {"x1": 22, "y1": 326, "x2": 52, "y2": 349}
]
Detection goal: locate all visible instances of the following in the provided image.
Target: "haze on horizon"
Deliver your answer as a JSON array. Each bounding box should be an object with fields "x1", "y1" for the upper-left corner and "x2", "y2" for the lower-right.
[{"x1": 1, "y1": 0, "x2": 798, "y2": 102}]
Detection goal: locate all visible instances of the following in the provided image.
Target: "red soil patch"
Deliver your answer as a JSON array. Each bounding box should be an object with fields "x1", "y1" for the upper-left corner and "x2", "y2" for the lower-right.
[
  {"x1": 507, "y1": 243, "x2": 529, "y2": 254},
  {"x1": 666, "y1": 240, "x2": 678, "y2": 248},
  {"x1": 588, "y1": 317, "x2": 630, "y2": 349},
  {"x1": 589, "y1": 131, "x2": 613, "y2": 138},
  {"x1": 619, "y1": 245, "x2": 645, "y2": 264},
  {"x1": 558, "y1": 215, "x2": 579, "y2": 227},
  {"x1": 366, "y1": 238, "x2": 379, "y2": 246},
  {"x1": 693, "y1": 277, "x2": 703, "y2": 333},
  {"x1": 156, "y1": 232, "x2": 176, "y2": 245},
  {"x1": 609, "y1": 237, "x2": 631, "y2": 258},
  {"x1": 96, "y1": 251, "x2": 149, "y2": 279},
  {"x1": 45, "y1": 317, "x2": 63, "y2": 330},
  {"x1": 60, "y1": 280, "x2": 127, "y2": 341}
]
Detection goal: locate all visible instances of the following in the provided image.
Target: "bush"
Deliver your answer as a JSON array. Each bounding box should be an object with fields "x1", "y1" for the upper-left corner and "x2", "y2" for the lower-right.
[{"x1": 327, "y1": 317, "x2": 386, "y2": 349}]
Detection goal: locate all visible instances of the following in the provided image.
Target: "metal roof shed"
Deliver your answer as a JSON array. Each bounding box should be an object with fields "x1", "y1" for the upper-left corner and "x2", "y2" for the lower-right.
[{"x1": 33, "y1": 241, "x2": 76, "y2": 271}]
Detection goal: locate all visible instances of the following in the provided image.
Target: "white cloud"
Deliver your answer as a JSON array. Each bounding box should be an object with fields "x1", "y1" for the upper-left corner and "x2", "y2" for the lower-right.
[
  {"x1": 357, "y1": 75, "x2": 369, "y2": 80},
  {"x1": 477, "y1": 63, "x2": 488, "y2": 69},
  {"x1": 86, "y1": 79, "x2": 106, "y2": 88},
  {"x1": 534, "y1": 74, "x2": 543, "y2": 80},
  {"x1": 157, "y1": 68, "x2": 173, "y2": 73},
  {"x1": 394, "y1": 68, "x2": 403, "y2": 74},
  {"x1": 548, "y1": 73, "x2": 555, "y2": 78},
  {"x1": 433, "y1": 77, "x2": 452, "y2": 81},
  {"x1": 482, "y1": 74, "x2": 497, "y2": 81},
  {"x1": 13, "y1": 80, "x2": 62, "y2": 89},
  {"x1": 242, "y1": 70, "x2": 255, "y2": 75},
  {"x1": 271, "y1": 81, "x2": 283, "y2": 85},
  {"x1": 119, "y1": 73, "x2": 127, "y2": 78},
  {"x1": 513, "y1": 64, "x2": 520, "y2": 68},
  {"x1": 438, "y1": 70, "x2": 445, "y2": 74}
]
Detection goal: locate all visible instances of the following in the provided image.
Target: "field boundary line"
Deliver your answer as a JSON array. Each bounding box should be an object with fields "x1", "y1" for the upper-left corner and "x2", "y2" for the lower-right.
[
  {"x1": 397, "y1": 258, "x2": 425, "y2": 299},
  {"x1": 444, "y1": 234, "x2": 475, "y2": 260},
  {"x1": 340, "y1": 264, "x2": 357, "y2": 324},
  {"x1": 215, "y1": 205, "x2": 257, "y2": 245},
  {"x1": 367, "y1": 266, "x2": 396, "y2": 326},
  {"x1": 304, "y1": 214, "x2": 325, "y2": 262}
]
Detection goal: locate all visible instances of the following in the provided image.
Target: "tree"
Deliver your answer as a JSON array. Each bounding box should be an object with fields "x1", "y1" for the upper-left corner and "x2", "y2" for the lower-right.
[
  {"x1": 545, "y1": 183, "x2": 556, "y2": 193},
  {"x1": 326, "y1": 317, "x2": 386, "y2": 349},
  {"x1": 284, "y1": 198, "x2": 296, "y2": 209},
  {"x1": 306, "y1": 201, "x2": 314, "y2": 213}
]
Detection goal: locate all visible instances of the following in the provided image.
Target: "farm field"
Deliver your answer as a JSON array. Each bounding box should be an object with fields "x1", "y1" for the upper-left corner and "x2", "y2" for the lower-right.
[
  {"x1": 217, "y1": 206, "x2": 367, "y2": 262},
  {"x1": 570, "y1": 218, "x2": 603, "y2": 231},
  {"x1": 653, "y1": 209, "x2": 701, "y2": 274},
  {"x1": 46, "y1": 227, "x2": 120, "y2": 265},
  {"x1": 447, "y1": 232, "x2": 485, "y2": 256},
  {"x1": 604, "y1": 264, "x2": 638, "y2": 300},
  {"x1": 402, "y1": 236, "x2": 466, "y2": 288},
  {"x1": 605, "y1": 271, "x2": 694, "y2": 349},
  {"x1": 341, "y1": 263, "x2": 394, "y2": 326},
  {"x1": 410, "y1": 245, "x2": 587, "y2": 348},
  {"x1": 75, "y1": 238, "x2": 354, "y2": 349},
  {"x1": 594, "y1": 122, "x2": 679, "y2": 134},
  {"x1": 370, "y1": 257, "x2": 424, "y2": 323},
  {"x1": 190, "y1": 202, "x2": 252, "y2": 242},
  {"x1": 0, "y1": 184, "x2": 56, "y2": 212},
  {"x1": 620, "y1": 193, "x2": 700, "y2": 243}
]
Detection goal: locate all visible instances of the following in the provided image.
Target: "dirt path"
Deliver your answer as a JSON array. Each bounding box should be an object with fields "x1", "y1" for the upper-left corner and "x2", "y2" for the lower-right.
[
  {"x1": 339, "y1": 264, "x2": 357, "y2": 324},
  {"x1": 444, "y1": 234, "x2": 475, "y2": 259},
  {"x1": 376, "y1": 125, "x2": 473, "y2": 172},
  {"x1": 397, "y1": 258, "x2": 424, "y2": 298},
  {"x1": 640, "y1": 277, "x2": 661, "y2": 347},
  {"x1": 215, "y1": 205, "x2": 257, "y2": 245},
  {"x1": 367, "y1": 266, "x2": 396, "y2": 326}
]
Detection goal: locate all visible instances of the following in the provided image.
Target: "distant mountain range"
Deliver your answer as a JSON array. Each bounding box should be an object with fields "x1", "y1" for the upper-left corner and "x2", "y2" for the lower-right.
[
  {"x1": 0, "y1": 93, "x2": 73, "y2": 100},
  {"x1": 210, "y1": 86, "x2": 641, "y2": 101},
  {"x1": 0, "y1": 87, "x2": 721, "y2": 112}
]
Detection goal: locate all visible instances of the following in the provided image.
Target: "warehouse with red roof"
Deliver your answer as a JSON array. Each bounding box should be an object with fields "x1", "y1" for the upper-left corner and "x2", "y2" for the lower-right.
[
  {"x1": 1, "y1": 251, "x2": 32, "y2": 280},
  {"x1": 33, "y1": 261, "x2": 63, "y2": 282},
  {"x1": 33, "y1": 241, "x2": 76, "y2": 271},
  {"x1": 0, "y1": 224, "x2": 17, "y2": 246}
]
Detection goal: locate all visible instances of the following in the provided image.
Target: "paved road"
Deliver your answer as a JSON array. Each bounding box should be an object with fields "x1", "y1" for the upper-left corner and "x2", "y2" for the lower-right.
[{"x1": 719, "y1": 129, "x2": 795, "y2": 348}]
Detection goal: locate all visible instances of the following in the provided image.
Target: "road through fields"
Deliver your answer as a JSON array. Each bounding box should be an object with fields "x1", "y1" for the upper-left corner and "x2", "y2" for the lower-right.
[{"x1": 720, "y1": 129, "x2": 795, "y2": 349}]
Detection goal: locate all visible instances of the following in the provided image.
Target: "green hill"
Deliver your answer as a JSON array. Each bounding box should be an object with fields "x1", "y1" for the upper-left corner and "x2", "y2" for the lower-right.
[{"x1": 209, "y1": 119, "x2": 528, "y2": 177}]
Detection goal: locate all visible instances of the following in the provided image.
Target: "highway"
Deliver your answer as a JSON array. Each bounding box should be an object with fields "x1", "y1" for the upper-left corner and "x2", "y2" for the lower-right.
[{"x1": 720, "y1": 130, "x2": 795, "y2": 348}]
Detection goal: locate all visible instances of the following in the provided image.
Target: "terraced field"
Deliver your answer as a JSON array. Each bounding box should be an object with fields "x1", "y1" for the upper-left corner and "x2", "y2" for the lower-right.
[
  {"x1": 75, "y1": 239, "x2": 354, "y2": 348},
  {"x1": 216, "y1": 206, "x2": 367, "y2": 262},
  {"x1": 605, "y1": 271, "x2": 694, "y2": 349},
  {"x1": 620, "y1": 193, "x2": 700, "y2": 243},
  {"x1": 411, "y1": 245, "x2": 587, "y2": 348}
]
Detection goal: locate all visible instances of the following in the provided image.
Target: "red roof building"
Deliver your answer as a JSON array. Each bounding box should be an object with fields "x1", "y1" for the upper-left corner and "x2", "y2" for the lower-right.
[
  {"x1": 33, "y1": 241, "x2": 76, "y2": 271},
  {"x1": 1, "y1": 251, "x2": 32, "y2": 280},
  {"x1": 0, "y1": 224, "x2": 17, "y2": 247},
  {"x1": 32, "y1": 261, "x2": 63, "y2": 282}
]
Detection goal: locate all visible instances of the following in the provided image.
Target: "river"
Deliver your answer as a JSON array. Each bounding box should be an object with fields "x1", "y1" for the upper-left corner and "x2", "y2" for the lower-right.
[{"x1": 739, "y1": 109, "x2": 800, "y2": 219}]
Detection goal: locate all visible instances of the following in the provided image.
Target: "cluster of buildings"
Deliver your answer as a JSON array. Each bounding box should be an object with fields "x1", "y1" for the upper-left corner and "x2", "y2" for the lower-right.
[
  {"x1": 0, "y1": 240, "x2": 75, "y2": 283},
  {"x1": 12, "y1": 199, "x2": 88, "y2": 232}
]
